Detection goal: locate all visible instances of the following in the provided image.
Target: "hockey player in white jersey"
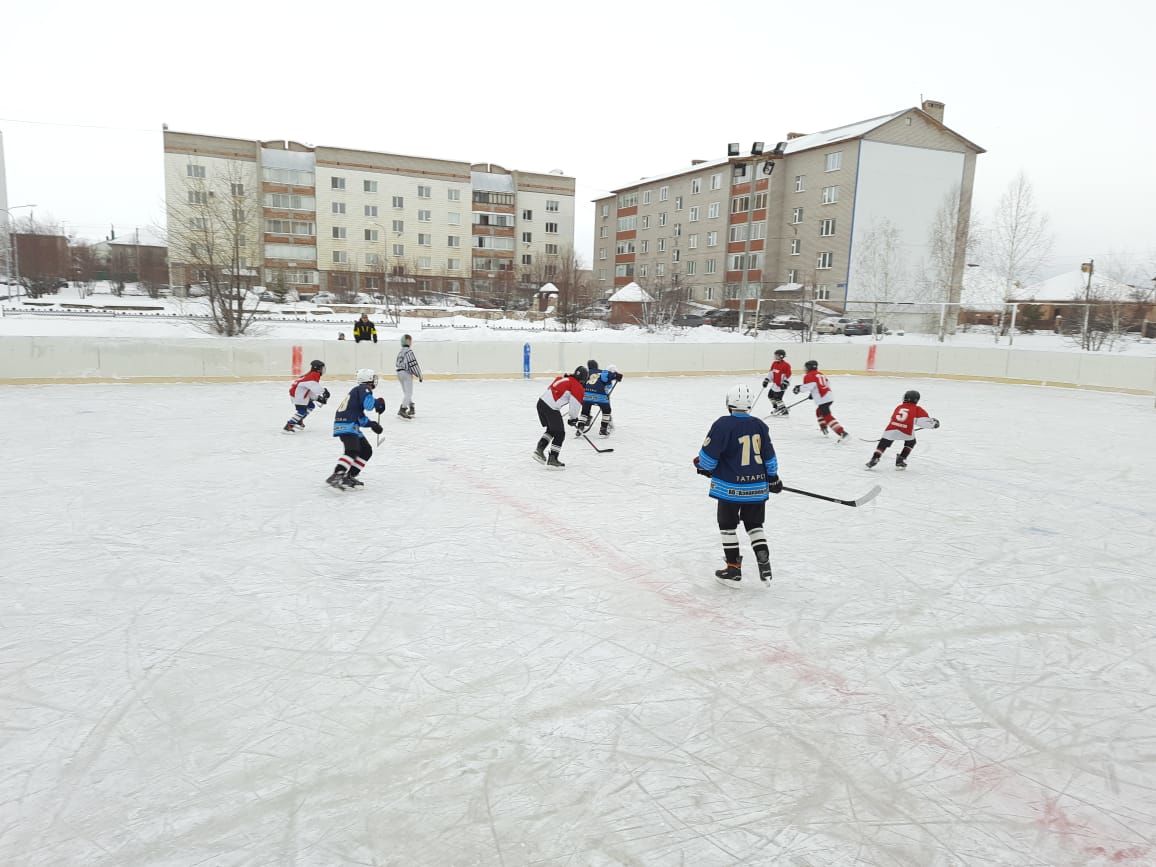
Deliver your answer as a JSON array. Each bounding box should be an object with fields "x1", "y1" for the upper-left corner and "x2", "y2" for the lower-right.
[
  {"x1": 395, "y1": 334, "x2": 423, "y2": 419},
  {"x1": 282, "y1": 359, "x2": 330, "y2": 432}
]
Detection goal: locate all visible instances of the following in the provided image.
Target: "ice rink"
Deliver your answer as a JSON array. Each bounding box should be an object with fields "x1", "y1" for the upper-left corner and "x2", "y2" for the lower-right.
[{"x1": 3, "y1": 373, "x2": 1155, "y2": 866}]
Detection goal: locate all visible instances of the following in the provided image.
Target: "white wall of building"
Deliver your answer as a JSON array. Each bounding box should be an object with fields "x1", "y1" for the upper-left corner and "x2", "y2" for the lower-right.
[{"x1": 0, "y1": 130, "x2": 10, "y2": 277}]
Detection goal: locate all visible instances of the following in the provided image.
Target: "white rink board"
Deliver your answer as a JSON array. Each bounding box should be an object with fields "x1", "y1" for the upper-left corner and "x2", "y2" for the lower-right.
[{"x1": 2, "y1": 374, "x2": 1154, "y2": 865}]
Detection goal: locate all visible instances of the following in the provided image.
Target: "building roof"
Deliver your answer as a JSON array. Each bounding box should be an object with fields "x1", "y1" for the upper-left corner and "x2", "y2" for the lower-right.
[
  {"x1": 608, "y1": 282, "x2": 653, "y2": 303},
  {"x1": 537, "y1": 282, "x2": 558, "y2": 295},
  {"x1": 1015, "y1": 270, "x2": 1135, "y2": 302},
  {"x1": 107, "y1": 227, "x2": 167, "y2": 248}
]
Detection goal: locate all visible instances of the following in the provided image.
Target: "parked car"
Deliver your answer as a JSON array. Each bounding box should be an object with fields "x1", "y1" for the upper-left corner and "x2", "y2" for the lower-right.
[
  {"x1": 816, "y1": 316, "x2": 855, "y2": 335},
  {"x1": 843, "y1": 318, "x2": 886, "y2": 336},
  {"x1": 311, "y1": 291, "x2": 336, "y2": 305},
  {"x1": 258, "y1": 291, "x2": 279, "y2": 302},
  {"x1": 672, "y1": 313, "x2": 706, "y2": 327},
  {"x1": 579, "y1": 304, "x2": 611, "y2": 320},
  {"x1": 762, "y1": 315, "x2": 807, "y2": 330}
]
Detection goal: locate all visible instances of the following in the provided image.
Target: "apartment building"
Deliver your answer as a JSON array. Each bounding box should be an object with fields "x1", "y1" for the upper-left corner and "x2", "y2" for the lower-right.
[
  {"x1": 163, "y1": 131, "x2": 575, "y2": 298},
  {"x1": 593, "y1": 101, "x2": 983, "y2": 317}
]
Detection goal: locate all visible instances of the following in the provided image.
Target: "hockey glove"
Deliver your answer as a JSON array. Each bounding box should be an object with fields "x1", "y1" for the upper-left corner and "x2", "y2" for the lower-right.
[
  {"x1": 374, "y1": 397, "x2": 386, "y2": 414},
  {"x1": 767, "y1": 475, "x2": 783, "y2": 494},
  {"x1": 693, "y1": 456, "x2": 712, "y2": 478},
  {"x1": 567, "y1": 417, "x2": 578, "y2": 427},
  {"x1": 762, "y1": 378, "x2": 769, "y2": 388},
  {"x1": 932, "y1": 418, "x2": 941, "y2": 428},
  {"x1": 368, "y1": 421, "x2": 383, "y2": 434},
  {"x1": 792, "y1": 385, "x2": 801, "y2": 395},
  {"x1": 614, "y1": 372, "x2": 624, "y2": 381}
]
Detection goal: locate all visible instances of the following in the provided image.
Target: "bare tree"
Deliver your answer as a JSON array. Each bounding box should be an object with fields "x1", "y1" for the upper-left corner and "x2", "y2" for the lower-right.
[
  {"x1": 853, "y1": 218, "x2": 907, "y2": 337},
  {"x1": 926, "y1": 185, "x2": 980, "y2": 308},
  {"x1": 71, "y1": 242, "x2": 100, "y2": 299},
  {"x1": 987, "y1": 172, "x2": 1053, "y2": 304},
  {"x1": 165, "y1": 163, "x2": 261, "y2": 336}
]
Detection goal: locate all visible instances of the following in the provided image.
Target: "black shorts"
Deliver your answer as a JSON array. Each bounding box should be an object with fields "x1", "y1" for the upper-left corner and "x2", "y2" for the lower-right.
[
  {"x1": 816, "y1": 402, "x2": 834, "y2": 419},
  {"x1": 338, "y1": 434, "x2": 373, "y2": 461},
  {"x1": 716, "y1": 499, "x2": 766, "y2": 531},
  {"x1": 537, "y1": 398, "x2": 565, "y2": 443}
]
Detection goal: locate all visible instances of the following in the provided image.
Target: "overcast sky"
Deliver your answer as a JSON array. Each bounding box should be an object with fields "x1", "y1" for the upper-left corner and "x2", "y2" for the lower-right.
[{"x1": 3, "y1": 0, "x2": 1153, "y2": 282}]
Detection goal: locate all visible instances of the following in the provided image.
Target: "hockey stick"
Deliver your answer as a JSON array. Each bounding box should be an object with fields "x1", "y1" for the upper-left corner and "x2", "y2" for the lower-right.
[
  {"x1": 781, "y1": 484, "x2": 881, "y2": 508},
  {"x1": 375, "y1": 411, "x2": 383, "y2": 446},
  {"x1": 762, "y1": 395, "x2": 810, "y2": 420},
  {"x1": 574, "y1": 408, "x2": 614, "y2": 453}
]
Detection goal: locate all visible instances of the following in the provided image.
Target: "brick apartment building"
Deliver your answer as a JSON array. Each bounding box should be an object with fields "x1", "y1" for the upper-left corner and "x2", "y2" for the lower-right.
[
  {"x1": 593, "y1": 101, "x2": 983, "y2": 325},
  {"x1": 163, "y1": 131, "x2": 576, "y2": 301}
]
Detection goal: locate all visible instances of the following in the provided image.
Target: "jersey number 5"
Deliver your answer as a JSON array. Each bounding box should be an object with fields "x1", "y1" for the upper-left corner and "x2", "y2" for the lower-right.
[
  {"x1": 894, "y1": 408, "x2": 909, "y2": 423},
  {"x1": 738, "y1": 434, "x2": 763, "y2": 467}
]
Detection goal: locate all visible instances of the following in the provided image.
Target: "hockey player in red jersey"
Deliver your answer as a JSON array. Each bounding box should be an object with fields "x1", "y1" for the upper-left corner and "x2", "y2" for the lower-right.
[
  {"x1": 793, "y1": 360, "x2": 850, "y2": 441},
  {"x1": 283, "y1": 359, "x2": 330, "y2": 432},
  {"x1": 534, "y1": 366, "x2": 587, "y2": 469},
  {"x1": 866, "y1": 389, "x2": 940, "y2": 470},
  {"x1": 762, "y1": 349, "x2": 792, "y2": 416}
]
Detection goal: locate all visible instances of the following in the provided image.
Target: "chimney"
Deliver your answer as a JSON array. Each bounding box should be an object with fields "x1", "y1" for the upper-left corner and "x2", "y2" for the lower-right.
[
  {"x1": 921, "y1": 100, "x2": 945, "y2": 123},
  {"x1": 786, "y1": 132, "x2": 806, "y2": 140}
]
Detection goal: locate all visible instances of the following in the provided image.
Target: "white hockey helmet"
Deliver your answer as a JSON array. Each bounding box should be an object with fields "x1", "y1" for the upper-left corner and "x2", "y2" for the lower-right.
[
  {"x1": 726, "y1": 383, "x2": 754, "y2": 412},
  {"x1": 356, "y1": 368, "x2": 378, "y2": 387},
  {"x1": 607, "y1": 364, "x2": 618, "y2": 373}
]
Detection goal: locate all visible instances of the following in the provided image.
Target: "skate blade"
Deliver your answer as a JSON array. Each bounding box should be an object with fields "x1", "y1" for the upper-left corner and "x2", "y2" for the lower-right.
[
  {"x1": 532, "y1": 453, "x2": 546, "y2": 464},
  {"x1": 714, "y1": 576, "x2": 742, "y2": 588}
]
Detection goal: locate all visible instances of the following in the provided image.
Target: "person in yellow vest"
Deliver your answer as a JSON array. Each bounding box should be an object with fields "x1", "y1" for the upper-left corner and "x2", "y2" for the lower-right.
[{"x1": 353, "y1": 313, "x2": 377, "y2": 343}]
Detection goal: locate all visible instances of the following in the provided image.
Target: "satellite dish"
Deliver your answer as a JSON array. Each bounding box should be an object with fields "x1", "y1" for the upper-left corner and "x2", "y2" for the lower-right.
[{"x1": 549, "y1": 169, "x2": 565, "y2": 175}]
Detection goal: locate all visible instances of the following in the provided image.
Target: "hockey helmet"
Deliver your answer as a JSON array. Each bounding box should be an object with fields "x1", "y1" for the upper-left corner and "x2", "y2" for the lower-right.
[
  {"x1": 356, "y1": 368, "x2": 378, "y2": 387},
  {"x1": 804, "y1": 359, "x2": 819, "y2": 371},
  {"x1": 401, "y1": 334, "x2": 412, "y2": 347},
  {"x1": 774, "y1": 349, "x2": 787, "y2": 359},
  {"x1": 726, "y1": 383, "x2": 754, "y2": 412},
  {"x1": 573, "y1": 365, "x2": 589, "y2": 382},
  {"x1": 904, "y1": 389, "x2": 921, "y2": 404},
  {"x1": 309, "y1": 359, "x2": 326, "y2": 373},
  {"x1": 606, "y1": 364, "x2": 618, "y2": 374},
  {"x1": 587, "y1": 359, "x2": 600, "y2": 372}
]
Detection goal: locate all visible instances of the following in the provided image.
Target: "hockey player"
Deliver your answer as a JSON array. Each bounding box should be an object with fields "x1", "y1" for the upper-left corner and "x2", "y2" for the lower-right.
[
  {"x1": 326, "y1": 369, "x2": 385, "y2": 489},
  {"x1": 866, "y1": 389, "x2": 940, "y2": 470},
  {"x1": 762, "y1": 349, "x2": 792, "y2": 416},
  {"x1": 793, "y1": 360, "x2": 850, "y2": 441},
  {"x1": 694, "y1": 384, "x2": 781, "y2": 585},
  {"x1": 579, "y1": 359, "x2": 624, "y2": 437},
  {"x1": 395, "y1": 334, "x2": 423, "y2": 419},
  {"x1": 534, "y1": 366, "x2": 587, "y2": 469},
  {"x1": 283, "y1": 359, "x2": 330, "y2": 432}
]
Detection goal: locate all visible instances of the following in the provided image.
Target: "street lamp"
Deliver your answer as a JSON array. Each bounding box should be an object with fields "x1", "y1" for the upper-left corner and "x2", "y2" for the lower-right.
[{"x1": 2, "y1": 204, "x2": 38, "y2": 301}]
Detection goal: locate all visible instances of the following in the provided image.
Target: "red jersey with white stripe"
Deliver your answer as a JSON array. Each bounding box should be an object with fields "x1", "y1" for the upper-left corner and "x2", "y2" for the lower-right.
[
  {"x1": 769, "y1": 359, "x2": 792, "y2": 390},
  {"x1": 540, "y1": 375, "x2": 585, "y2": 416},
  {"x1": 884, "y1": 402, "x2": 931, "y2": 437},
  {"x1": 289, "y1": 370, "x2": 324, "y2": 404},
  {"x1": 800, "y1": 369, "x2": 833, "y2": 406}
]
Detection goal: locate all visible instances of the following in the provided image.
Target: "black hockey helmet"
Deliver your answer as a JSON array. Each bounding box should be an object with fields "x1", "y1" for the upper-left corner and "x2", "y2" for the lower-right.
[
  {"x1": 804, "y1": 359, "x2": 819, "y2": 371},
  {"x1": 774, "y1": 349, "x2": 787, "y2": 359},
  {"x1": 587, "y1": 359, "x2": 600, "y2": 372},
  {"x1": 309, "y1": 359, "x2": 326, "y2": 373},
  {"x1": 904, "y1": 389, "x2": 921, "y2": 404},
  {"x1": 573, "y1": 365, "x2": 589, "y2": 381}
]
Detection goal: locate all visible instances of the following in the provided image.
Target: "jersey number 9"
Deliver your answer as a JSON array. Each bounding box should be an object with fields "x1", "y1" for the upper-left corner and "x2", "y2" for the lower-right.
[{"x1": 738, "y1": 434, "x2": 763, "y2": 467}]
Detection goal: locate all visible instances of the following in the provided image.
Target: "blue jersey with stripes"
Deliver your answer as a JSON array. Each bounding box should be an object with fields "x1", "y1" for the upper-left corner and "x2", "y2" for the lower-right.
[
  {"x1": 584, "y1": 370, "x2": 619, "y2": 405},
  {"x1": 697, "y1": 411, "x2": 776, "y2": 502},
  {"x1": 332, "y1": 383, "x2": 376, "y2": 437}
]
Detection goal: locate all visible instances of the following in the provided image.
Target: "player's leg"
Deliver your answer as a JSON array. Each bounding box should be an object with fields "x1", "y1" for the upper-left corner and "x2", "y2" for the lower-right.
[
  {"x1": 769, "y1": 389, "x2": 785, "y2": 414},
  {"x1": 534, "y1": 399, "x2": 552, "y2": 462},
  {"x1": 896, "y1": 436, "x2": 916, "y2": 468},
  {"x1": 545, "y1": 408, "x2": 566, "y2": 468},
  {"x1": 579, "y1": 400, "x2": 594, "y2": 432},
  {"x1": 824, "y1": 402, "x2": 849, "y2": 441},
  {"x1": 740, "y1": 502, "x2": 772, "y2": 582},
  {"x1": 285, "y1": 400, "x2": 308, "y2": 432},
  {"x1": 715, "y1": 500, "x2": 743, "y2": 583},
  {"x1": 866, "y1": 437, "x2": 893, "y2": 468},
  {"x1": 600, "y1": 398, "x2": 612, "y2": 436},
  {"x1": 327, "y1": 434, "x2": 361, "y2": 486},
  {"x1": 343, "y1": 437, "x2": 373, "y2": 487},
  {"x1": 816, "y1": 404, "x2": 830, "y2": 434}
]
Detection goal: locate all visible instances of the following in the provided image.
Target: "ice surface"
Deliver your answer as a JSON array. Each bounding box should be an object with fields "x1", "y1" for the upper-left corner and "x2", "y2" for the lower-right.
[{"x1": 2, "y1": 375, "x2": 1155, "y2": 865}]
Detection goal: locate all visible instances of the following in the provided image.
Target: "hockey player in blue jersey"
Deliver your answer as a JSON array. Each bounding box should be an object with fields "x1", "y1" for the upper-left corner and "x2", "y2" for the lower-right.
[
  {"x1": 578, "y1": 359, "x2": 624, "y2": 437},
  {"x1": 325, "y1": 368, "x2": 385, "y2": 489},
  {"x1": 693, "y1": 384, "x2": 782, "y2": 585}
]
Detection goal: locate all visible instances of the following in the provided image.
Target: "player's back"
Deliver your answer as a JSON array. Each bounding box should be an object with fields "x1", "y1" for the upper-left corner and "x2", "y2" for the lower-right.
[{"x1": 706, "y1": 412, "x2": 776, "y2": 484}]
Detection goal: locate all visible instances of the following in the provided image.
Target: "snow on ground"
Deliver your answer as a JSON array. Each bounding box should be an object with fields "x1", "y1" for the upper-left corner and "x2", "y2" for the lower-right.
[{"x1": 3, "y1": 375, "x2": 1154, "y2": 865}]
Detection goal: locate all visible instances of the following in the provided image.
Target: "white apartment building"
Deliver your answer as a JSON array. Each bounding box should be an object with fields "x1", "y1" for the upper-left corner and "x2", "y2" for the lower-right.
[
  {"x1": 593, "y1": 101, "x2": 983, "y2": 320},
  {"x1": 164, "y1": 131, "x2": 575, "y2": 298}
]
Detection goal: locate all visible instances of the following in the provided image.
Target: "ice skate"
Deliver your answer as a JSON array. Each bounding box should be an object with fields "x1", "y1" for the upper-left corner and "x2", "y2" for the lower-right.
[
  {"x1": 341, "y1": 475, "x2": 365, "y2": 488},
  {"x1": 532, "y1": 447, "x2": 546, "y2": 464},
  {"x1": 282, "y1": 422, "x2": 297, "y2": 433},
  {"x1": 755, "y1": 551, "x2": 773, "y2": 583},
  {"x1": 397, "y1": 405, "x2": 410, "y2": 420},
  {"x1": 325, "y1": 470, "x2": 347, "y2": 489},
  {"x1": 598, "y1": 424, "x2": 610, "y2": 438},
  {"x1": 714, "y1": 561, "x2": 742, "y2": 586},
  {"x1": 407, "y1": 403, "x2": 415, "y2": 418},
  {"x1": 895, "y1": 458, "x2": 908, "y2": 470},
  {"x1": 819, "y1": 426, "x2": 829, "y2": 436},
  {"x1": 836, "y1": 431, "x2": 850, "y2": 444},
  {"x1": 546, "y1": 453, "x2": 565, "y2": 469},
  {"x1": 866, "y1": 455, "x2": 880, "y2": 469}
]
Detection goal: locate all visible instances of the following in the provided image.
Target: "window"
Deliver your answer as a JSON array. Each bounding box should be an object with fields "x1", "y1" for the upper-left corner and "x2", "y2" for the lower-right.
[
  {"x1": 689, "y1": 206, "x2": 700, "y2": 221},
  {"x1": 331, "y1": 176, "x2": 346, "y2": 190},
  {"x1": 522, "y1": 231, "x2": 532, "y2": 243},
  {"x1": 658, "y1": 238, "x2": 666, "y2": 253},
  {"x1": 332, "y1": 250, "x2": 348, "y2": 263},
  {"x1": 546, "y1": 222, "x2": 559, "y2": 234},
  {"x1": 600, "y1": 203, "x2": 609, "y2": 218},
  {"x1": 641, "y1": 215, "x2": 650, "y2": 229},
  {"x1": 638, "y1": 264, "x2": 648, "y2": 277},
  {"x1": 820, "y1": 218, "x2": 836, "y2": 237},
  {"x1": 473, "y1": 212, "x2": 515, "y2": 228},
  {"x1": 659, "y1": 186, "x2": 669, "y2": 201},
  {"x1": 230, "y1": 182, "x2": 244, "y2": 196},
  {"x1": 640, "y1": 240, "x2": 649, "y2": 253},
  {"x1": 642, "y1": 190, "x2": 652, "y2": 205},
  {"x1": 265, "y1": 193, "x2": 315, "y2": 210},
  {"x1": 474, "y1": 236, "x2": 514, "y2": 251},
  {"x1": 392, "y1": 244, "x2": 405, "y2": 256},
  {"x1": 264, "y1": 244, "x2": 317, "y2": 262},
  {"x1": 656, "y1": 263, "x2": 666, "y2": 277},
  {"x1": 332, "y1": 227, "x2": 347, "y2": 239},
  {"x1": 707, "y1": 231, "x2": 718, "y2": 246},
  {"x1": 729, "y1": 252, "x2": 763, "y2": 271},
  {"x1": 821, "y1": 185, "x2": 840, "y2": 204},
  {"x1": 392, "y1": 220, "x2": 404, "y2": 233},
  {"x1": 418, "y1": 233, "x2": 432, "y2": 246},
  {"x1": 546, "y1": 200, "x2": 560, "y2": 212},
  {"x1": 790, "y1": 239, "x2": 801, "y2": 255},
  {"x1": 691, "y1": 178, "x2": 701, "y2": 194},
  {"x1": 825, "y1": 151, "x2": 843, "y2": 172},
  {"x1": 364, "y1": 276, "x2": 380, "y2": 288},
  {"x1": 392, "y1": 195, "x2": 404, "y2": 208},
  {"x1": 705, "y1": 258, "x2": 717, "y2": 274},
  {"x1": 598, "y1": 269, "x2": 606, "y2": 281},
  {"x1": 364, "y1": 229, "x2": 379, "y2": 242},
  {"x1": 672, "y1": 249, "x2": 681, "y2": 263},
  {"x1": 364, "y1": 205, "x2": 378, "y2": 217},
  {"x1": 599, "y1": 226, "x2": 608, "y2": 238},
  {"x1": 262, "y1": 167, "x2": 314, "y2": 186},
  {"x1": 186, "y1": 164, "x2": 205, "y2": 178},
  {"x1": 447, "y1": 258, "x2": 461, "y2": 270},
  {"x1": 545, "y1": 243, "x2": 559, "y2": 254},
  {"x1": 708, "y1": 202, "x2": 720, "y2": 219},
  {"x1": 522, "y1": 208, "x2": 533, "y2": 220},
  {"x1": 418, "y1": 256, "x2": 432, "y2": 269},
  {"x1": 332, "y1": 202, "x2": 346, "y2": 215},
  {"x1": 599, "y1": 248, "x2": 607, "y2": 260},
  {"x1": 364, "y1": 180, "x2": 378, "y2": 193},
  {"x1": 417, "y1": 185, "x2": 431, "y2": 198},
  {"x1": 674, "y1": 223, "x2": 682, "y2": 237},
  {"x1": 448, "y1": 235, "x2": 461, "y2": 247},
  {"x1": 792, "y1": 207, "x2": 803, "y2": 224},
  {"x1": 731, "y1": 196, "x2": 748, "y2": 214},
  {"x1": 447, "y1": 212, "x2": 460, "y2": 225},
  {"x1": 710, "y1": 173, "x2": 722, "y2": 190},
  {"x1": 522, "y1": 254, "x2": 532, "y2": 265},
  {"x1": 617, "y1": 216, "x2": 636, "y2": 232},
  {"x1": 815, "y1": 284, "x2": 831, "y2": 300},
  {"x1": 448, "y1": 189, "x2": 461, "y2": 201},
  {"x1": 675, "y1": 195, "x2": 683, "y2": 210},
  {"x1": 616, "y1": 240, "x2": 635, "y2": 255},
  {"x1": 787, "y1": 269, "x2": 798, "y2": 283},
  {"x1": 688, "y1": 234, "x2": 697, "y2": 249},
  {"x1": 365, "y1": 253, "x2": 381, "y2": 266},
  {"x1": 617, "y1": 192, "x2": 638, "y2": 208},
  {"x1": 686, "y1": 260, "x2": 697, "y2": 275},
  {"x1": 705, "y1": 285, "x2": 714, "y2": 299},
  {"x1": 817, "y1": 251, "x2": 833, "y2": 269},
  {"x1": 659, "y1": 212, "x2": 667, "y2": 227},
  {"x1": 418, "y1": 209, "x2": 432, "y2": 222},
  {"x1": 614, "y1": 264, "x2": 635, "y2": 278},
  {"x1": 795, "y1": 175, "x2": 805, "y2": 193},
  {"x1": 189, "y1": 217, "x2": 207, "y2": 230},
  {"x1": 188, "y1": 190, "x2": 207, "y2": 205}
]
